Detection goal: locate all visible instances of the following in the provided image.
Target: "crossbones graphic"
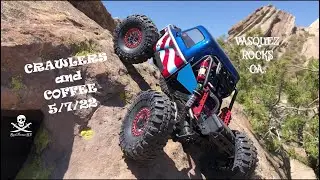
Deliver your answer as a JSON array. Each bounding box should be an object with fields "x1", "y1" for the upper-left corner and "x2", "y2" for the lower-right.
[{"x1": 11, "y1": 115, "x2": 32, "y2": 133}]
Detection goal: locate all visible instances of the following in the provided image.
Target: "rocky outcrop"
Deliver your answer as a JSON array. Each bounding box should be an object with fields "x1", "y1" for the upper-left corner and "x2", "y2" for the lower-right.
[
  {"x1": 68, "y1": 1, "x2": 116, "y2": 32},
  {"x1": 301, "y1": 19, "x2": 319, "y2": 59},
  {"x1": 290, "y1": 159, "x2": 317, "y2": 179},
  {"x1": 228, "y1": 5, "x2": 319, "y2": 60},
  {"x1": 228, "y1": 5, "x2": 295, "y2": 40},
  {"x1": 114, "y1": 17, "x2": 122, "y2": 27}
]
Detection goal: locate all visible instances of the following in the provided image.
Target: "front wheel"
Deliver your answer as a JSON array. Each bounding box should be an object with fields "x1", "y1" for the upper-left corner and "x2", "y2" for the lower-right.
[
  {"x1": 119, "y1": 90, "x2": 176, "y2": 161},
  {"x1": 113, "y1": 14, "x2": 159, "y2": 64}
]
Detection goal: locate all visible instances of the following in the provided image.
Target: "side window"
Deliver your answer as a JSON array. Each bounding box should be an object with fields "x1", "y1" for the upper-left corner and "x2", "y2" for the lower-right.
[{"x1": 181, "y1": 29, "x2": 204, "y2": 48}]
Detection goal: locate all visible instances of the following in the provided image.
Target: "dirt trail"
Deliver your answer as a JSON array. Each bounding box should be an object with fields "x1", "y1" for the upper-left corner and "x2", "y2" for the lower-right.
[{"x1": 53, "y1": 92, "x2": 283, "y2": 179}]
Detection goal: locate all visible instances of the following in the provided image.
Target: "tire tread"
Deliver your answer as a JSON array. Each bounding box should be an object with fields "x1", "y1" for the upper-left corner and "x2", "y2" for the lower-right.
[
  {"x1": 119, "y1": 90, "x2": 175, "y2": 161},
  {"x1": 113, "y1": 14, "x2": 159, "y2": 64}
]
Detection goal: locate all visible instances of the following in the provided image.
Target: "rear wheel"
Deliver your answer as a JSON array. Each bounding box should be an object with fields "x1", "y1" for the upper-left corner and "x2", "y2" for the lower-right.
[
  {"x1": 227, "y1": 130, "x2": 258, "y2": 178},
  {"x1": 119, "y1": 90, "x2": 176, "y2": 161},
  {"x1": 198, "y1": 130, "x2": 258, "y2": 179},
  {"x1": 113, "y1": 14, "x2": 159, "y2": 64}
]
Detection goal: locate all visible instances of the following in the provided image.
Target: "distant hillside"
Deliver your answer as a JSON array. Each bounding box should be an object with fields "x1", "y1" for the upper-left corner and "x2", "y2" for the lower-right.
[{"x1": 228, "y1": 5, "x2": 319, "y2": 60}]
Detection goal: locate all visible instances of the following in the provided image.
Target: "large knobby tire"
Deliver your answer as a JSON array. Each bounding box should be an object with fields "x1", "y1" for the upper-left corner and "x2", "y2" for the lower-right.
[
  {"x1": 119, "y1": 90, "x2": 176, "y2": 161},
  {"x1": 113, "y1": 14, "x2": 159, "y2": 64},
  {"x1": 229, "y1": 130, "x2": 258, "y2": 178}
]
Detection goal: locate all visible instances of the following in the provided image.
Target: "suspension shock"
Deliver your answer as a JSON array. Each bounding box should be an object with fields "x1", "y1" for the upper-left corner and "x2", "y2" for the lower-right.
[
  {"x1": 181, "y1": 56, "x2": 216, "y2": 137},
  {"x1": 186, "y1": 56, "x2": 214, "y2": 109}
]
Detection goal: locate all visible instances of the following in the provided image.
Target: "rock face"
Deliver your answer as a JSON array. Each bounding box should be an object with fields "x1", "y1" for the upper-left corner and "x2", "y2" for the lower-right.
[
  {"x1": 1, "y1": 1, "x2": 160, "y2": 178},
  {"x1": 2, "y1": 1, "x2": 111, "y2": 110},
  {"x1": 290, "y1": 159, "x2": 317, "y2": 179},
  {"x1": 228, "y1": 5, "x2": 319, "y2": 59},
  {"x1": 301, "y1": 18, "x2": 319, "y2": 59},
  {"x1": 68, "y1": 1, "x2": 116, "y2": 32}
]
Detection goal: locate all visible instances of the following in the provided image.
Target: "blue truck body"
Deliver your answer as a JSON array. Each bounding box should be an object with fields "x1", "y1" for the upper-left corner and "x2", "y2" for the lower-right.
[{"x1": 173, "y1": 25, "x2": 240, "y2": 83}]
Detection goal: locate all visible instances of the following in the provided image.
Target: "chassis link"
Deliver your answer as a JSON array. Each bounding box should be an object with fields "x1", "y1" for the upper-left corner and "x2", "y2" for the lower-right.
[{"x1": 198, "y1": 113, "x2": 235, "y2": 156}]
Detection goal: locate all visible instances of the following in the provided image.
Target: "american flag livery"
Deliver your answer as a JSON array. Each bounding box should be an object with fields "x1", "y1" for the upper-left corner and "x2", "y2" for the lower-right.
[
  {"x1": 155, "y1": 26, "x2": 187, "y2": 78},
  {"x1": 155, "y1": 30, "x2": 173, "y2": 51}
]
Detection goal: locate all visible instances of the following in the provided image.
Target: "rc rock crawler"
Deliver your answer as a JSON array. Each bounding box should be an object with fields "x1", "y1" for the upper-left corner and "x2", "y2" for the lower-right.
[{"x1": 114, "y1": 14, "x2": 258, "y2": 179}]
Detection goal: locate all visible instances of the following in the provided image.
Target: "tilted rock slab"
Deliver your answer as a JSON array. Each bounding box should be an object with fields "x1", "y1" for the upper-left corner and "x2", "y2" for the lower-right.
[
  {"x1": 1, "y1": 1, "x2": 160, "y2": 178},
  {"x1": 227, "y1": 5, "x2": 319, "y2": 60},
  {"x1": 68, "y1": 1, "x2": 117, "y2": 33}
]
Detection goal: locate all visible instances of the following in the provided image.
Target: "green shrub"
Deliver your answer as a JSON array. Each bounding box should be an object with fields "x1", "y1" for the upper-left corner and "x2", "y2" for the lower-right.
[
  {"x1": 217, "y1": 33, "x2": 319, "y2": 174},
  {"x1": 72, "y1": 40, "x2": 98, "y2": 56}
]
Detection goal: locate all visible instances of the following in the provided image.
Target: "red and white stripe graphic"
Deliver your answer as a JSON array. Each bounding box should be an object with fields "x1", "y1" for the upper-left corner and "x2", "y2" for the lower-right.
[
  {"x1": 155, "y1": 25, "x2": 187, "y2": 78},
  {"x1": 159, "y1": 48, "x2": 185, "y2": 78},
  {"x1": 155, "y1": 33, "x2": 174, "y2": 51}
]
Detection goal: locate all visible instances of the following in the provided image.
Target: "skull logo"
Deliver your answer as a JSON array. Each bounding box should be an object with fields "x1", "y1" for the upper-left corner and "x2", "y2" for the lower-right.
[{"x1": 17, "y1": 115, "x2": 26, "y2": 127}]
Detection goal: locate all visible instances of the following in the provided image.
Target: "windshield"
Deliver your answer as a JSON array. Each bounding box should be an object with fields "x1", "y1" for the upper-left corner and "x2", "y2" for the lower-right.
[{"x1": 181, "y1": 28, "x2": 205, "y2": 48}]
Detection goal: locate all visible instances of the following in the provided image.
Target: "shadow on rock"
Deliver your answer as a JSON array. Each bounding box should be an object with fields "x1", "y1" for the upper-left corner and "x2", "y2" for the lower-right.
[
  {"x1": 124, "y1": 151, "x2": 191, "y2": 179},
  {"x1": 45, "y1": 108, "x2": 82, "y2": 179},
  {"x1": 183, "y1": 144, "x2": 263, "y2": 180},
  {"x1": 124, "y1": 142, "x2": 263, "y2": 179},
  {"x1": 93, "y1": 73, "x2": 127, "y2": 107},
  {"x1": 121, "y1": 62, "x2": 151, "y2": 91}
]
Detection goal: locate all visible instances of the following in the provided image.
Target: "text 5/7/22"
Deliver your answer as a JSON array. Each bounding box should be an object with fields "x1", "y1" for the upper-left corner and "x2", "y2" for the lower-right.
[{"x1": 48, "y1": 98, "x2": 98, "y2": 114}]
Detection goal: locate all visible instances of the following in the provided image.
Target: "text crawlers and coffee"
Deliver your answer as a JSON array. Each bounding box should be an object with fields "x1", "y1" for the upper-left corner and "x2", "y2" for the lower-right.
[{"x1": 24, "y1": 53, "x2": 107, "y2": 74}]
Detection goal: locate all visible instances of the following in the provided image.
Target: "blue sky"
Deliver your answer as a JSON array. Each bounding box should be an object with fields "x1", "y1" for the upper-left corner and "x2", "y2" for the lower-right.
[{"x1": 103, "y1": 1, "x2": 319, "y2": 37}]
